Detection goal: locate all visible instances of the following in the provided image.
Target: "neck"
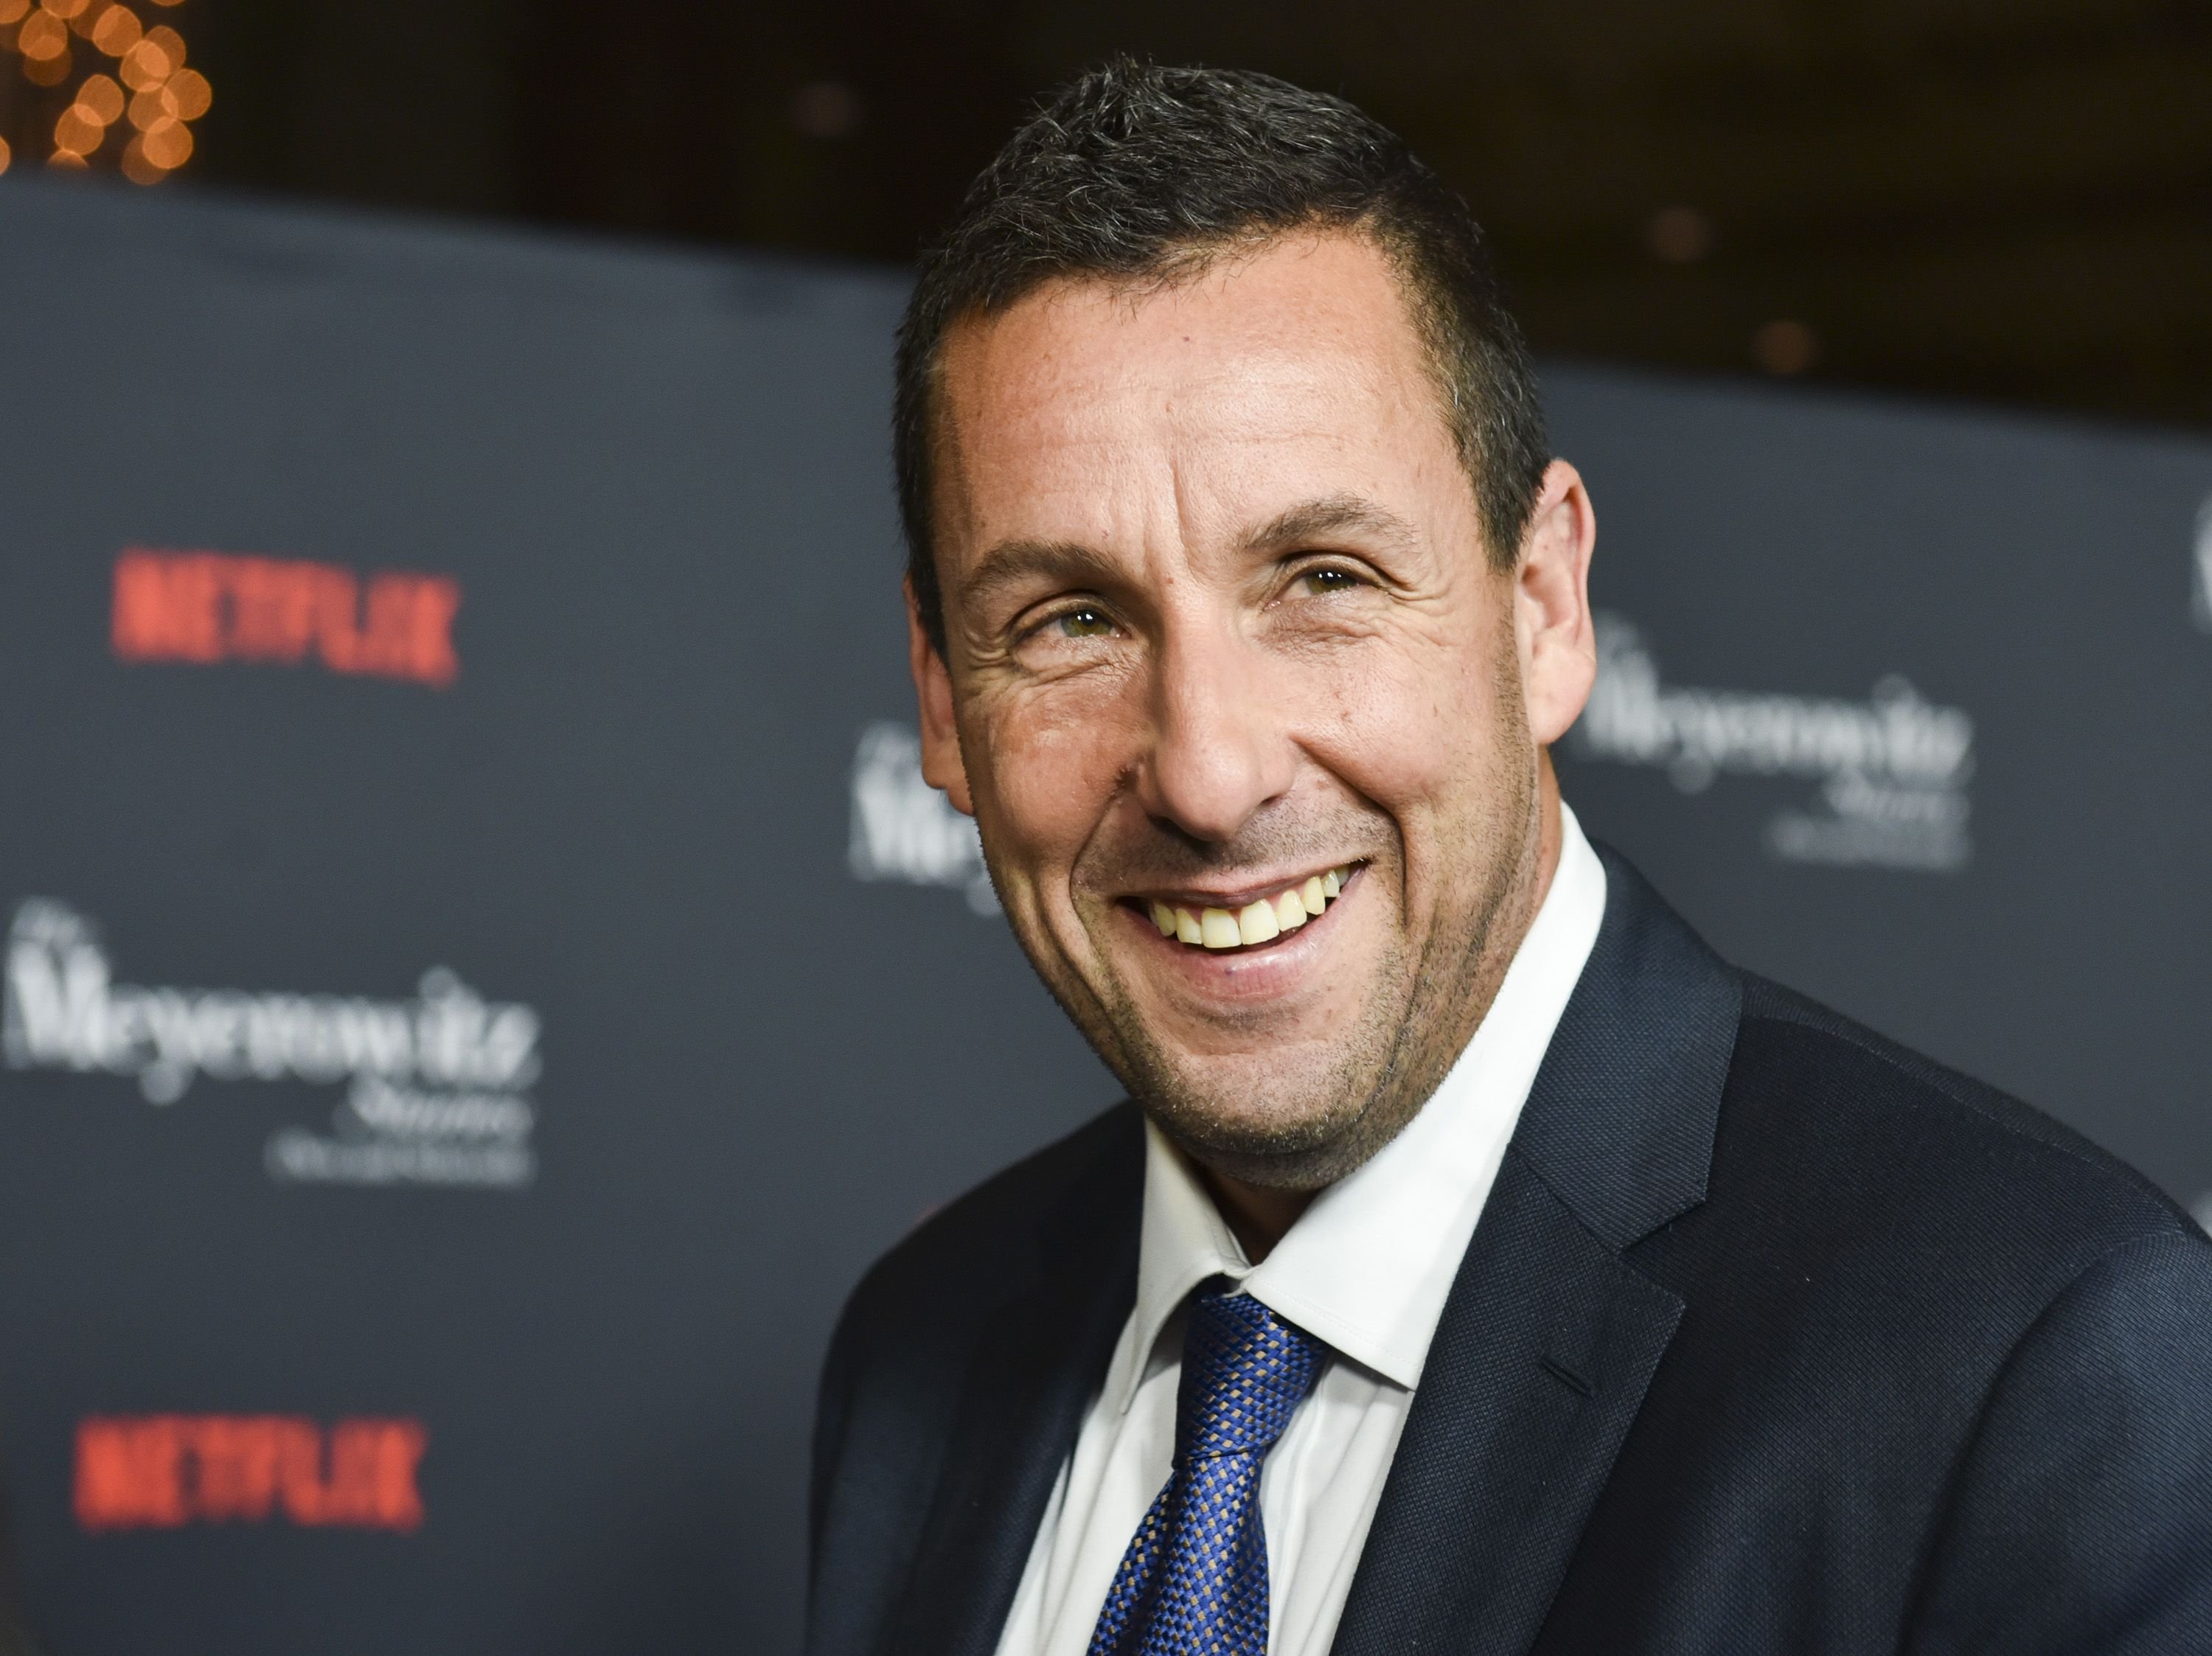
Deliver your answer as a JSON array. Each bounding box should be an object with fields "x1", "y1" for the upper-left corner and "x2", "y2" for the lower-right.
[
  {"x1": 1531, "y1": 754, "x2": 1565, "y2": 910},
  {"x1": 1197, "y1": 1169, "x2": 1313, "y2": 1263}
]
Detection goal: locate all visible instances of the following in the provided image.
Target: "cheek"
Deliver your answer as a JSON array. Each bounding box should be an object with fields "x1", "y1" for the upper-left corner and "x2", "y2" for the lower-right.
[
  {"x1": 1307, "y1": 627, "x2": 1512, "y2": 816},
  {"x1": 967, "y1": 678, "x2": 1138, "y2": 880}
]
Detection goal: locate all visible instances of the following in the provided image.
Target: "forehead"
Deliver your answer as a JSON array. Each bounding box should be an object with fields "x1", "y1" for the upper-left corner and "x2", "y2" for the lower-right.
[{"x1": 931, "y1": 232, "x2": 1462, "y2": 558}]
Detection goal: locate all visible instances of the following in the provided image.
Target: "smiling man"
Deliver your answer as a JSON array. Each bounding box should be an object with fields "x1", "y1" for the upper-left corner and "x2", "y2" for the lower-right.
[{"x1": 807, "y1": 63, "x2": 2212, "y2": 1656}]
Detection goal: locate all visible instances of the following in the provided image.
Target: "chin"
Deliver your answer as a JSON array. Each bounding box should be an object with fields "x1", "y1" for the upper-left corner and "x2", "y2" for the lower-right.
[{"x1": 1135, "y1": 1050, "x2": 1374, "y2": 1161}]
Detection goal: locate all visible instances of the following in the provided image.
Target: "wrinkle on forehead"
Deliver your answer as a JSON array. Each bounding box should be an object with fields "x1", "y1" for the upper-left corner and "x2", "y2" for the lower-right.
[{"x1": 933, "y1": 234, "x2": 1458, "y2": 569}]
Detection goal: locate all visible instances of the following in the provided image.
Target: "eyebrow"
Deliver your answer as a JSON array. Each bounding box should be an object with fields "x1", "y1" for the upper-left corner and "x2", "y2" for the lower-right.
[
  {"x1": 957, "y1": 538, "x2": 1127, "y2": 616},
  {"x1": 1239, "y1": 493, "x2": 1420, "y2": 555}
]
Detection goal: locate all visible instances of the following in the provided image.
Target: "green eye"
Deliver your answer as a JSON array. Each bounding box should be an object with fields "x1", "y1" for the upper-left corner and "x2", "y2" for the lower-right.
[
  {"x1": 1301, "y1": 568, "x2": 1359, "y2": 596},
  {"x1": 1057, "y1": 608, "x2": 1115, "y2": 639}
]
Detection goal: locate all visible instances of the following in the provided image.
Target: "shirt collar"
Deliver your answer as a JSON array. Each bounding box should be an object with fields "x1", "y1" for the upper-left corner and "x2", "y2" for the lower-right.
[{"x1": 1103, "y1": 804, "x2": 1609, "y2": 1409}]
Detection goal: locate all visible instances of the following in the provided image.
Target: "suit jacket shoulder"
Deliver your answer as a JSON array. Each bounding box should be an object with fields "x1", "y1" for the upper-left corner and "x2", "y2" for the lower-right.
[
  {"x1": 808, "y1": 1103, "x2": 1143, "y2": 1656},
  {"x1": 825, "y1": 1102, "x2": 1143, "y2": 1387},
  {"x1": 1537, "y1": 959, "x2": 2212, "y2": 1653},
  {"x1": 1725, "y1": 970, "x2": 2193, "y2": 1284},
  {"x1": 1345, "y1": 852, "x2": 2212, "y2": 1656}
]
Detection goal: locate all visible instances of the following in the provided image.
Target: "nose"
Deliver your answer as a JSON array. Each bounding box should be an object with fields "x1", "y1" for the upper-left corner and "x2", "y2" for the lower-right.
[{"x1": 1134, "y1": 621, "x2": 1296, "y2": 843}]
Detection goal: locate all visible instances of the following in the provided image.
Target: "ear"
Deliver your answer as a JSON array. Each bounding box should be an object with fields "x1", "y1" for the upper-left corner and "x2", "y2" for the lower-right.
[
  {"x1": 905, "y1": 576, "x2": 976, "y2": 816},
  {"x1": 1514, "y1": 459, "x2": 1599, "y2": 749}
]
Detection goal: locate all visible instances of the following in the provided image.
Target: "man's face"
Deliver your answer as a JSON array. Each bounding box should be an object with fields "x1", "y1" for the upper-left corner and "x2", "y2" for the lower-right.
[{"x1": 914, "y1": 232, "x2": 1595, "y2": 1189}]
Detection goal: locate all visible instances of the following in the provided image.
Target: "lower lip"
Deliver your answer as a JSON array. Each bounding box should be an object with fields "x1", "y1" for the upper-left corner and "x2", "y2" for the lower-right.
[{"x1": 1116, "y1": 872, "x2": 1359, "y2": 1002}]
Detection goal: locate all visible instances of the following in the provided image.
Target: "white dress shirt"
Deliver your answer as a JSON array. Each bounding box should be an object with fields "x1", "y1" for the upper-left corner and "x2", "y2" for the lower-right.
[{"x1": 994, "y1": 806, "x2": 1609, "y2": 1656}]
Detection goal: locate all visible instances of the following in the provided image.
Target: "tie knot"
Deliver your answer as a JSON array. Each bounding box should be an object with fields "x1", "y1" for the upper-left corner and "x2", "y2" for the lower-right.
[{"x1": 1174, "y1": 1291, "x2": 1323, "y2": 1461}]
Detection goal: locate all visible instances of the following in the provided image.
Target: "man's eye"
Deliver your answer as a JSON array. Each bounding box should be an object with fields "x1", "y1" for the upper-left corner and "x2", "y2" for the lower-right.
[
  {"x1": 1298, "y1": 568, "x2": 1361, "y2": 596},
  {"x1": 1055, "y1": 608, "x2": 1116, "y2": 639}
]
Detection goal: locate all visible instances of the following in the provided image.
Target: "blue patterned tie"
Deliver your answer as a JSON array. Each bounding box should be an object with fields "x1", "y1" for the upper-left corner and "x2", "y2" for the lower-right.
[{"x1": 1086, "y1": 1290, "x2": 1324, "y2": 1656}]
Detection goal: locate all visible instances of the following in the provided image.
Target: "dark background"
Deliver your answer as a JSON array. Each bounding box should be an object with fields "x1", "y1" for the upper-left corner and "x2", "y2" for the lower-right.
[
  {"x1": 6, "y1": 1, "x2": 2211, "y2": 427},
  {"x1": 161, "y1": 0, "x2": 2212, "y2": 431}
]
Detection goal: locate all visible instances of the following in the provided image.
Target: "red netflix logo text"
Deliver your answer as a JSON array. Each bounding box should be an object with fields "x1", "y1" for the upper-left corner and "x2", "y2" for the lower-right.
[
  {"x1": 111, "y1": 549, "x2": 462, "y2": 688},
  {"x1": 75, "y1": 1415, "x2": 428, "y2": 1533}
]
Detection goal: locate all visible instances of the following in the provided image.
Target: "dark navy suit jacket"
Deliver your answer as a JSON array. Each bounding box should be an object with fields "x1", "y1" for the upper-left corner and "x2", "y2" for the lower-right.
[{"x1": 808, "y1": 849, "x2": 2212, "y2": 1655}]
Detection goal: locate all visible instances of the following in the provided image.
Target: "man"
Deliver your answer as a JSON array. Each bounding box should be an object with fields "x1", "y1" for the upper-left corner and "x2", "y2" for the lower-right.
[{"x1": 810, "y1": 62, "x2": 2212, "y2": 1656}]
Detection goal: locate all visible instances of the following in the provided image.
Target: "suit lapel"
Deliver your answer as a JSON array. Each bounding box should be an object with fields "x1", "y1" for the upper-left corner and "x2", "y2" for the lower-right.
[
  {"x1": 1333, "y1": 847, "x2": 1742, "y2": 1656},
  {"x1": 1330, "y1": 1147, "x2": 1683, "y2": 1655},
  {"x1": 891, "y1": 1126, "x2": 1141, "y2": 1656}
]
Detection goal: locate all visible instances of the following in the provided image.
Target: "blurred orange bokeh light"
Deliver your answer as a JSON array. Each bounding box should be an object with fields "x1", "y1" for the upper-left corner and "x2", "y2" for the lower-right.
[{"x1": 4, "y1": 0, "x2": 206, "y2": 181}]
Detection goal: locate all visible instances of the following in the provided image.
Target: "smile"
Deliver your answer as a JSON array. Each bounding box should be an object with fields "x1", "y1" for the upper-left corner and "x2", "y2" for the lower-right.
[{"x1": 1133, "y1": 864, "x2": 1359, "y2": 952}]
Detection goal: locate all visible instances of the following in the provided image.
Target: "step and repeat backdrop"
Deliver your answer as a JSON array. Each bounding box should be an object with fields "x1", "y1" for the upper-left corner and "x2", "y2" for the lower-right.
[{"x1": 1, "y1": 177, "x2": 2208, "y2": 1654}]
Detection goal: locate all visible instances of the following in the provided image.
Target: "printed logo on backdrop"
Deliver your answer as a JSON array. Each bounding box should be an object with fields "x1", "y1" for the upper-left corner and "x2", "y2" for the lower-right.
[
  {"x1": 75, "y1": 1415, "x2": 426, "y2": 1534},
  {"x1": 2192, "y1": 493, "x2": 2212, "y2": 633},
  {"x1": 1572, "y1": 614, "x2": 1977, "y2": 872},
  {"x1": 848, "y1": 722, "x2": 1001, "y2": 914},
  {"x1": 4, "y1": 901, "x2": 540, "y2": 1189},
  {"x1": 112, "y1": 548, "x2": 462, "y2": 688}
]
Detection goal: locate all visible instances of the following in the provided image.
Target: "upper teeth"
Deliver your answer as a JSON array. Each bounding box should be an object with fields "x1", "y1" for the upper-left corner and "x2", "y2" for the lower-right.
[{"x1": 1149, "y1": 866, "x2": 1354, "y2": 950}]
